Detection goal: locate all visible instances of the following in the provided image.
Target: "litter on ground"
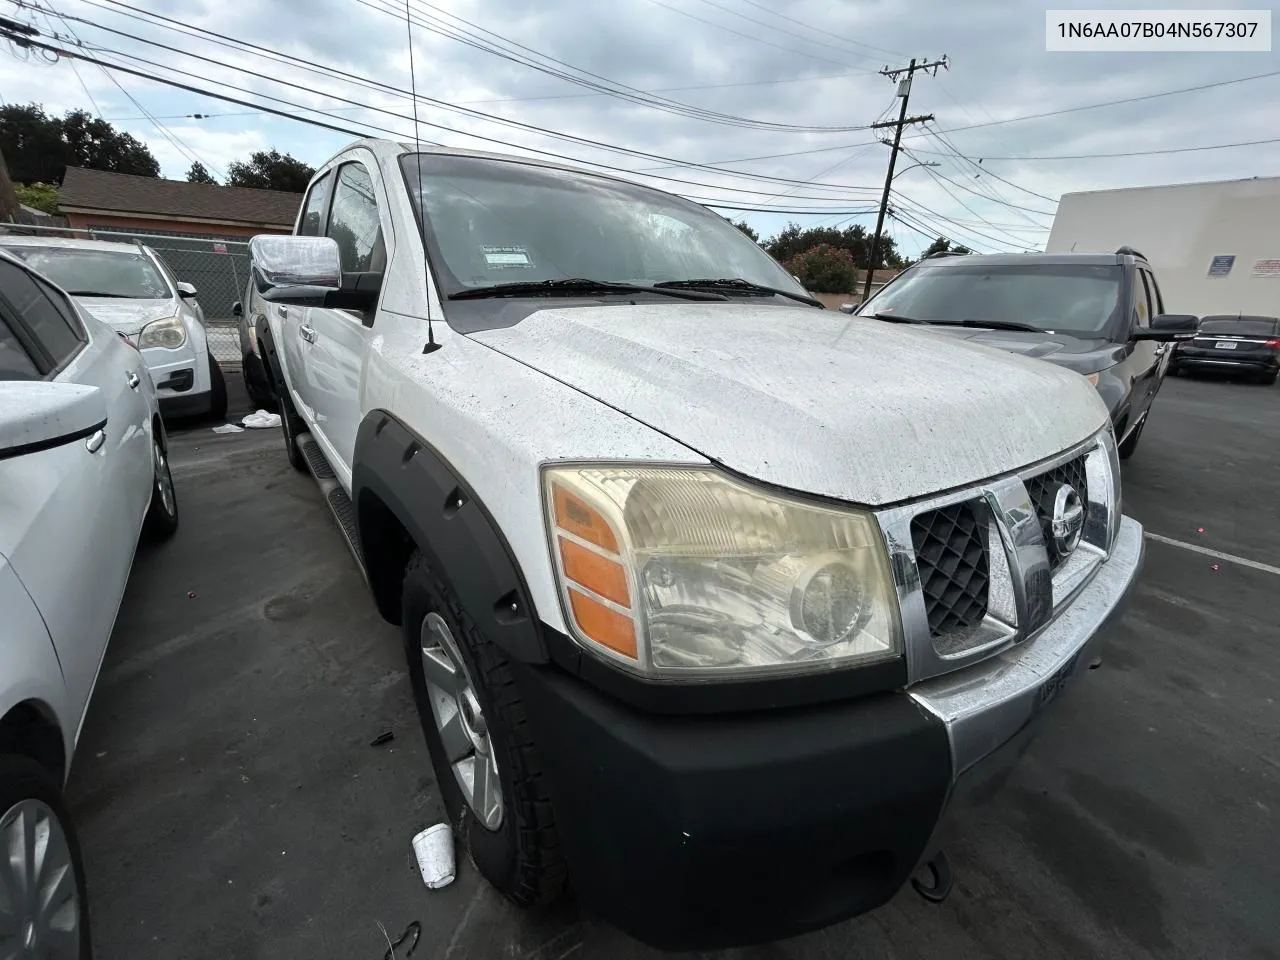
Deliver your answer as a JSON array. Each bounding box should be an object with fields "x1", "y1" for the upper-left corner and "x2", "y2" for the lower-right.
[
  {"x1": 212, "y1": 423, "x2": 244, "y2": 434},
  {"x1": 411, "y1": 824, "x2": 455, "y2": 890},
  {"x1": 243, "y1": 409, "x2": 282, "y2": 429}
]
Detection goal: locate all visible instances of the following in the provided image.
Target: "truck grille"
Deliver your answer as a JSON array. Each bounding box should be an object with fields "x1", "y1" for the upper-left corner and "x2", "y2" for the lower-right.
[
  {"x1": 910, "y1": 501, "x2": 990, "y2": 638},
  {"x1": 1024, "y1": 454, "x2": 1089, "y2": 571}
]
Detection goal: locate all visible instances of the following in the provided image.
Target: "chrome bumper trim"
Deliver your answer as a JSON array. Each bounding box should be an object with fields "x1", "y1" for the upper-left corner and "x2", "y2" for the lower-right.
[{"x1": 908, "y1": 514, "x2": 1144, "y2": 778}]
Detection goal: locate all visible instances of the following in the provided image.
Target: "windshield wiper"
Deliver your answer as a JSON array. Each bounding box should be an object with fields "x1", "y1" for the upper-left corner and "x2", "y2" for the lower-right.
[
  {"x1": 448, "y1": 278, "x2": 727, "y2": 302},
  {"x1": 870, "y1": 311, "x2": 927, "y2": 324},
  {"x1": 654, "y1": 278, "x2": 822, "y2": 308},
  {"x1": 868, "y1": 313, "x2": 1043, "y2": 333},
  {"x1": 65, "y1": 290, "x2": 132, "y2": 298}
]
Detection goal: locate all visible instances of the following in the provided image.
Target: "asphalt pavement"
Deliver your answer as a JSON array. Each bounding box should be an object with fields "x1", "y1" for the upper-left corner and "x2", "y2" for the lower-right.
[{"x1": 68, "y1": 371, "x2": 1280, "y2": 960}]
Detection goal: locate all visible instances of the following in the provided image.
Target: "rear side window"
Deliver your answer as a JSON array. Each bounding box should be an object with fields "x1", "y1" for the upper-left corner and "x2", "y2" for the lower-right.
[
  {"x1": 297, "y1": 172, "x2": 333, "y2": 237},
  {"x1": 1200, "y1": 318, "x2": 1279, "y2": 337},
  {"x1": 326, "y1": 162, "x2": 386, "y2": 273},
  {"x1": 0, "y1": 316, "x2": 41, "y2": 381},
  {"x1": 0, "y1": 259, "x2": 85, "y2": 372}
]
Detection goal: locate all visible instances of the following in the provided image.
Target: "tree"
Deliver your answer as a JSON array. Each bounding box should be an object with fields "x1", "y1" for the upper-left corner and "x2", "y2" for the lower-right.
[
  {"x1": 0, "y1": 103, "x2": 159, "y2": 184},
  {"x1": 727, "y1": 218, "x2": 759, "y2": 243},
  {"x1": 186, "y1": 161, "x2": 218, "y2": 185},
  {"x1": 785, "y1": 244, "x2": 858, "y2": 293},
  {"x1": 763, "y1": 221, "x2": 903, "y2": 272},
  {"x1": 225, "y1": 149, "x2": 315, "y2": 192},
  {"x1": 14, "y1": 181, "x2": 58, "y2": 214},
  {"x1": 919, "y1": 237, "x2": 971, "y2": 259}
]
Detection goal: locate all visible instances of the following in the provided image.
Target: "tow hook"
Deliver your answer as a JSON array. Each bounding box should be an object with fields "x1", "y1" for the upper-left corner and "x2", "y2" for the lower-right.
[{"x1": 910, "y1": 849, "x2": 953, "y2": 904}]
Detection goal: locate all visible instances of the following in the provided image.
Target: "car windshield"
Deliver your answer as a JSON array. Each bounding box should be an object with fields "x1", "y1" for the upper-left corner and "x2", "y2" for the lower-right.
[
  {"x1": 1199, "y1": 318, "x2": 1278, "y2": 336},
  {"x1": 399, "y1": 153, "x2": 806, "y2": 298},
  {"x1": 2, "y1": 246, "x2": 171, "y2": 300},
  {"x1": 858, "y1": 261, "x2": 1125, "y2": 336}
]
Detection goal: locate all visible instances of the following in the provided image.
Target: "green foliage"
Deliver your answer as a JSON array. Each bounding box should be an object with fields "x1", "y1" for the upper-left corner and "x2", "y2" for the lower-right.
[
  {"x1": 225, "y1": 149, "x2": 315, "y2": 192},
  {"x1": 920, "y1": 236, "x2": 972, "y2": 259},
  {"x1": 727, "y1": 218, "x2": 759, "y2": 243},
  {"x1": 0, "y1": 103, "x2": 160, "y2": 184},
  {"x1": 763, "y1": 221, "x2": 904, "y2": 271},
  {"x1": 785, "y1": 244, "x2": 859, "y2": 293},
  {"x1": 186, "y1": 161, "x2": 218, "y2": 185},
  {"x1": 14, "y1": 182, "x2": 58, "y2": 214}
]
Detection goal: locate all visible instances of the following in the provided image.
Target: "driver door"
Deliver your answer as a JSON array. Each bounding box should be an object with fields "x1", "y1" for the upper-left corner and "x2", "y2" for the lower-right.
[{"x1": 1126, "y1": 269, "x2": 1162, "y2": 429}]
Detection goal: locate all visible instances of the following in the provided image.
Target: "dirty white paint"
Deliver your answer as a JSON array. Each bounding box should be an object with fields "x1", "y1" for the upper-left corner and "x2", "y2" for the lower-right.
[
  {"x1": 472, "y1": 303, "x2": 1110, "y2": 506},
  {"x1": 0, "y1": 381, "x2": 103, "y2": 453}
]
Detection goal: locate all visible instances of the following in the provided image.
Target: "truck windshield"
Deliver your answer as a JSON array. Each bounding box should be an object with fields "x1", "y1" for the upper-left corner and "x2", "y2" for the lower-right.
[
  {"x1": 858, "y1": 262, "x2": 1125, "y2": 336},
  {"x1": 2, "y1": 246, "x2": 171, "y2": 300},
  {"x1": 399, "y1": 153, "x2": 806, "y2": 299}
]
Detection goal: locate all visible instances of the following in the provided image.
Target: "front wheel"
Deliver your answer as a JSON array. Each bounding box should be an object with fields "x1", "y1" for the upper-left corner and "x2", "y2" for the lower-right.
[
  {"x1": 142, "y1": 426, "x2": 179, "y2": 540},
  {"x1": 1117, "y1": 414, "x2": 1146, "y2": 460},
  {"x1": 206, "y1": 353, "x2": 228, "y2": 421},
  {"x1": 1259, "y1": 368, "x2": 1278, "y2": 386},
  {"x1": 0, "y1": 755, "x2": 93, "y2": 959},
  {"x1": 401, "y1": 551, "x2": 567, "y2": 907}
]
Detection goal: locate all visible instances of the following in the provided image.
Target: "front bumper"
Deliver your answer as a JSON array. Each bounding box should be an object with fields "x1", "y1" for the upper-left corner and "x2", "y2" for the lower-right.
[{"x1": 516, "y1": 517, "x2": 1145, "y2": 951}]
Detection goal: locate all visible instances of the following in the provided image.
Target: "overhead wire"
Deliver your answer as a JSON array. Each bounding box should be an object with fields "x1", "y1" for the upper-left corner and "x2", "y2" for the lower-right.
[
  {"x1": 683, "y1": 0, "x2": 885, "y2": 64},
  {"x1": 731, "y1": 0, "x2": 907, "y2": 59}
]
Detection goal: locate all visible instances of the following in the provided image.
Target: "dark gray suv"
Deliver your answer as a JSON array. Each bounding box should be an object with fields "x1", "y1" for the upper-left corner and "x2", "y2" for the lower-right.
[{"x1": 848, "y1": 248, "x2": 1197, "y2": 459}]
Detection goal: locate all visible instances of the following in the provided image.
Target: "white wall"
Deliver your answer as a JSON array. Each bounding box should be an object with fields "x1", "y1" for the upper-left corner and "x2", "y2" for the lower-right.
[{"x1": 1046, "y1": 176, "x2": 1280, "y2": 318}]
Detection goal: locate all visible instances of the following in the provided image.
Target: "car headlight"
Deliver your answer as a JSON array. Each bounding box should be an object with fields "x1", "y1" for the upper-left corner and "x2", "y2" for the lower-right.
[
  {"x1": 137, "y1": 316, "x2": 187, "y2": 350},
  {"x1": 542, "y1": 465, "x2": 903, "y2": 679}
]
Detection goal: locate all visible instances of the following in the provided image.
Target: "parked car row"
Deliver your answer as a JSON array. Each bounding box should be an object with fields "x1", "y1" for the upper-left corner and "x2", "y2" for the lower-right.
[
  {"x1": 0, "y1": 247, "x2": 180, "y2": 958},
  {"x1": 1170, "y1": 314, "x2": 1280, "y2": 384},
  {"x1": 0, "y1": 235, "x2": 227, "y2": 422},
  {"x1": 242, "y1": 137, "x2": 1146, "y2": 952}
]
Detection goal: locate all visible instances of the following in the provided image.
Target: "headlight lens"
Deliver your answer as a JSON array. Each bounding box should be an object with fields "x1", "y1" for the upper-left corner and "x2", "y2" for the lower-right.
[
  {"x1": 137, "y1": 316, "x2": 187, "y2": 350},
  {"x1": 543, "y1": 465, "x2": 902, "y2": 679}
]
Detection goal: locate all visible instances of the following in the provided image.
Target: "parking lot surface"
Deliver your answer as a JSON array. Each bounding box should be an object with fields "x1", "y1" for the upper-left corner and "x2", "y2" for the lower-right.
[{"x1": 70, "y1": 374, "x2": 1279, "y2": 959}]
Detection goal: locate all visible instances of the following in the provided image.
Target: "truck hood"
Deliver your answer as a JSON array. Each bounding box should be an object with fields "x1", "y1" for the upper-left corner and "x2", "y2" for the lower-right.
[
  {"x1": 470, "y1": 303, "x2": 1110, "y2": 506},
  {"x1": 75, "y1": 298, "x2": 177, "y2": 337},
  {"x1": 912, "y1": 325, "x2": 1124, "y2": 376}
]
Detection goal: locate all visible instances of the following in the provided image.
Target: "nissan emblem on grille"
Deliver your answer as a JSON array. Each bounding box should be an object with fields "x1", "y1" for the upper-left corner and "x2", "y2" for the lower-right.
[{"x1": 1048, "y1": 482, "x2": 1085, "y2": 557}]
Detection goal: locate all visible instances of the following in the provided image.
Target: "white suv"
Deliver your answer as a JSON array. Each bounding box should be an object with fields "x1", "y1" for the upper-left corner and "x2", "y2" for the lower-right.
[{"x1": 248, "y1": 138, "x2": 1144, "y2": 952}]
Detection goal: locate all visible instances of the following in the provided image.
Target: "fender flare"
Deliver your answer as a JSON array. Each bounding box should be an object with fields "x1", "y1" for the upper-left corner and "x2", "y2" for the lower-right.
[
  {"x1": 253, "y1": 311, "x2": 289, "y2": 400},
  {"x1": 351, "y1": 410, "x2": 548, "y2": 665}
]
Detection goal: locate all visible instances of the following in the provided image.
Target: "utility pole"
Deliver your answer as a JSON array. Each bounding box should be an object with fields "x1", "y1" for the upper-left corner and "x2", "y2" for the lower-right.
[{"x1": 861, "y1": 56, "x2": 948, "y2": 302}]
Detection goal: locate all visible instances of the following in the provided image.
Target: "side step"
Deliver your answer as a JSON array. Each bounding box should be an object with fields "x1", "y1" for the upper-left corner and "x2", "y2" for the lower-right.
[{"x1": 296, "y1": 431, "x2": 368, "y2": 582}]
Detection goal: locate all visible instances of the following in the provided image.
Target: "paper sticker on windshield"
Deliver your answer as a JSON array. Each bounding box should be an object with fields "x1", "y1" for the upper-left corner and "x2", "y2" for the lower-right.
[{"x1": 481, "y1": 245, "x2": 532, "y2": 269}]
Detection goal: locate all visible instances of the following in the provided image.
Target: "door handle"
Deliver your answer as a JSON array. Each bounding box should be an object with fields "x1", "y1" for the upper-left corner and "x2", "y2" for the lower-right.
[
  {"x1": 86, "y1": 429, "x2": 105, "y2": 453},
  {"x1": 127, "y1": 371, "x2": 140, "y2": 389},
  {"x1": 299, "y1": 324, "x2": 317, "y2": 344}
]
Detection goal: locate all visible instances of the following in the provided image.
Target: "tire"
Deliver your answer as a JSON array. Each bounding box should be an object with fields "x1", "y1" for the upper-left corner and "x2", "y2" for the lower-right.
[
  {"x1": 0, "y1": 755, "x2": 93, "y2": 958},
  {"x1": 142, "y1": 423, "x2": 179, "y2": 541},
  {"x1": 206, "y1": 352, "x2": 228, "y2": 421},
  {"x1": 1117, "y1": 414, "x2": 1145, "y2": 460},
  {"x1": 401, "y1": 550, "x2": 567, "y2": 907},
  {"x1": 1260, "y1": 368, "x2": 1278, "y2": 386},
  {"x1": 277, "y1": 390, "x2": 308, "y2": 473}
]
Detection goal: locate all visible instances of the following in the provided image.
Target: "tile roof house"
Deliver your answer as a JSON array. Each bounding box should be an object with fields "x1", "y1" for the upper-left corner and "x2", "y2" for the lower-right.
[{"x1": 58, "y1": 166, "x2": 303, "y2": 238}]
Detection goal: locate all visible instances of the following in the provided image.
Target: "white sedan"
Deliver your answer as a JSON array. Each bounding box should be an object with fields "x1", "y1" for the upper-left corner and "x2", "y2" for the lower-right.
[
  {"x1": 0, "y1": 236, "x2": 227, "y2": 421},
  {"x1": 0, "y1": 247, "x2": 179, "y2": 958}
]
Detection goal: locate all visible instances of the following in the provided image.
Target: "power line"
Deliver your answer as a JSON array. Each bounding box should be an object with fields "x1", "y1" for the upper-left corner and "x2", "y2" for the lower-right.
[
  {"x1": 907, "y1": 148, "x2": 1055, "y2": 217},
  {"x1": 731, "y1": 0, "x2": 906, "y2": 59},
  {"x1": 684, "y1": 0, "x2": 883, "y2": 64},
  {"x1": 907, "y1": 136, "x2": 1280, "y2": 161},
  {"x1": 923, "y1": 123, "x2": 1060, "y2": 204}
]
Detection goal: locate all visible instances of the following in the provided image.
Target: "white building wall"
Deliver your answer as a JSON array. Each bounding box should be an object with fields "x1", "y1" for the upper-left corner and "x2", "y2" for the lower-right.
[{"x1": 1046, "y1": 176, "x2": 1280, "y2": 318}]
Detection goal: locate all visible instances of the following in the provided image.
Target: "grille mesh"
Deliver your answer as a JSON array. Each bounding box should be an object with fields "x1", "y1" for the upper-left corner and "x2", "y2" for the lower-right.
[
  {"x1": 1025, "y1": 455, "x2": 1089, "y2": 570},
  {"x1": 911, "y1": 502, "x2": 989, "y2": 638}
]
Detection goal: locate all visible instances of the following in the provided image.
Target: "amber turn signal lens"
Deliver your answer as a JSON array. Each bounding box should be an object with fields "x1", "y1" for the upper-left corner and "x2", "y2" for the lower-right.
[
  {"x1": 551, "y1": 482, "x2": 619, "y2": 553},
  {"x1": 558, "y1": 536, "x2": 630, "y2": 606},
  {"x1": 568, "y1": 589, "x2": 637, "y2": 658}
]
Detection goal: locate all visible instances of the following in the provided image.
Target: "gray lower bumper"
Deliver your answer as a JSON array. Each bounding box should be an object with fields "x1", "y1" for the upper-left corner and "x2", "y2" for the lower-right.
[{"x1": 909, "y1": 514, "x2": 1145, "y2": 781}]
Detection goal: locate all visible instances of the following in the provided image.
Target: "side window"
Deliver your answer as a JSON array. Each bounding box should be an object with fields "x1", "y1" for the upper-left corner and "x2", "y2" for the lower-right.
[
  {"x1": 0, "y1": 315, "x2": 41, "y2": 381},
  {"x1": 0, "y1": 259, "x2": 85, "y2": 372},
  {"x1": 1134, "y1": 269, "x2": 1154, "y2": 328},
  {"x1": 297, "y1": 172, "x2": 333, "y2": 237},
  {"x1": 1143, "y1": 269, "x2": 1165, "y2": 315},
  {"x1": 33, "y1": 275, "x2": 87, "y2": 342},
  {"x1": 326, "y1": 162, "x2": 386, "y2": 274}
]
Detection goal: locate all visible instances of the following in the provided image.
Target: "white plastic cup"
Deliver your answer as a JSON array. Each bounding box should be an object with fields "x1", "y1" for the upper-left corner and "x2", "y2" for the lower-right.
[{"x1": 412, "y1": 823, "x2": 455, "y2": 889}]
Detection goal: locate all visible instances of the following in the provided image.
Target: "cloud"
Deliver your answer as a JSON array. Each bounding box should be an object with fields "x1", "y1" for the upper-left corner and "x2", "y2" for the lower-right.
[{"x1": 1, "y1": 0, "x2": 1276, "y2": 254}]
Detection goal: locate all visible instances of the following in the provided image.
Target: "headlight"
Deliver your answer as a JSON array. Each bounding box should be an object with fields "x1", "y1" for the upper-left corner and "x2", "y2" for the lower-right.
[
  {"x1": 542, "y1": 465, "x2": 902, "y2": 679},
  {"x1": 137, "y1": 316, "x2": 187, "y2": 349}
]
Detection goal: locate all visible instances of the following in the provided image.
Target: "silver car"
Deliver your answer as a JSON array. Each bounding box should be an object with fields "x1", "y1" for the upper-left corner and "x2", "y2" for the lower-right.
[{"x1": 0, "y1": 236, "x2": 227, "y2": 421}]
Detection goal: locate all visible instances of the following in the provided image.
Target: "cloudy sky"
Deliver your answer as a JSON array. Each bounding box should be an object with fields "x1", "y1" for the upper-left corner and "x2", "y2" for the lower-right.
[{"x1": 2, "y1": 0, "x2": 1278, "y2": 255}]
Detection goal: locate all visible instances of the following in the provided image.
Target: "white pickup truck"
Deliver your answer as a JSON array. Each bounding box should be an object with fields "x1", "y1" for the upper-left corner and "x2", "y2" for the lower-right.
[{"x1": 248, "y1": 138, "x2": 1144, "y2": 951}]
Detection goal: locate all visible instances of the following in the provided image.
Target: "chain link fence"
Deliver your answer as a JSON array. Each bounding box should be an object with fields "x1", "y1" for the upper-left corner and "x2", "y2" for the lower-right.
[{"x1": 0, "y1": 222, "x2": 250, "y2": 364}]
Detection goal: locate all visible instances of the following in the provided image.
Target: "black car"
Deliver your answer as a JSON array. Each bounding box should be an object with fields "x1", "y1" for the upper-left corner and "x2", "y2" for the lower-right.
[
  {"x1": 1170, "y1": 315, "x2": 1280, "y2": 385},
  {"x1": 845, "y1": 248, "x2": 1197, "y2": 459}
]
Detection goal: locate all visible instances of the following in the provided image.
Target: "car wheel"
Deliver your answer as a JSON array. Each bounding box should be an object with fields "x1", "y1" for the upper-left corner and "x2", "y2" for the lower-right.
[
  {"x1": 206, "y1": 353, "x2": 228, "y2": 421},
  {"x1": 0, "y1": 755, "x2": 93, "y2": 959},
  {"x1": 1259, "y1": 368, "x2": 1278, "y2": 386},
  {"x1": 1117, "y1": 414, "x2": 1146, "y2": 460},
  {"x1": 142, "y1": 425, "x2": 179, "y2": 541},
  {"x1": 401, "y1": 550, "x2": 567, "y2": 907}
]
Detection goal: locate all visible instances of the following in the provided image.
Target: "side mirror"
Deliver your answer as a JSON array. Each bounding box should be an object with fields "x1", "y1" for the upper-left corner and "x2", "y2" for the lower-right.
[
  {"x1": 839, "y1": 301, "x2": 862, "y2": 315},
  {"x1": 249, "y1": 235, "x2": 342, "y2": 306},
  {"x1": 0, "y1": 381, "x2": 107, "y2": 458},
  {"x1": 176, "y1": 281, "x2": 198, "y2": 299},
  {"x1": 1133, "y1": 314, "x2": 1199, "y2": 341},
  {"x1": 231, "y1": 300, "x2": 242, "y2": 318}
]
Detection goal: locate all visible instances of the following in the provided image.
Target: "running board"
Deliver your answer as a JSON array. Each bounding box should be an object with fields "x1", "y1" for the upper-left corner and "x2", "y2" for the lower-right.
[{"x1": 296, "y1": 431, "x2": 367, "y2": 582}]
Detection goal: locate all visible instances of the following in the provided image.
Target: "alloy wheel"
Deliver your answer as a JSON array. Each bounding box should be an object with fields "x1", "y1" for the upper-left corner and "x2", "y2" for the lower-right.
[{"x1": 0, "y1": 799, "x2": 80, "y2": 958}]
